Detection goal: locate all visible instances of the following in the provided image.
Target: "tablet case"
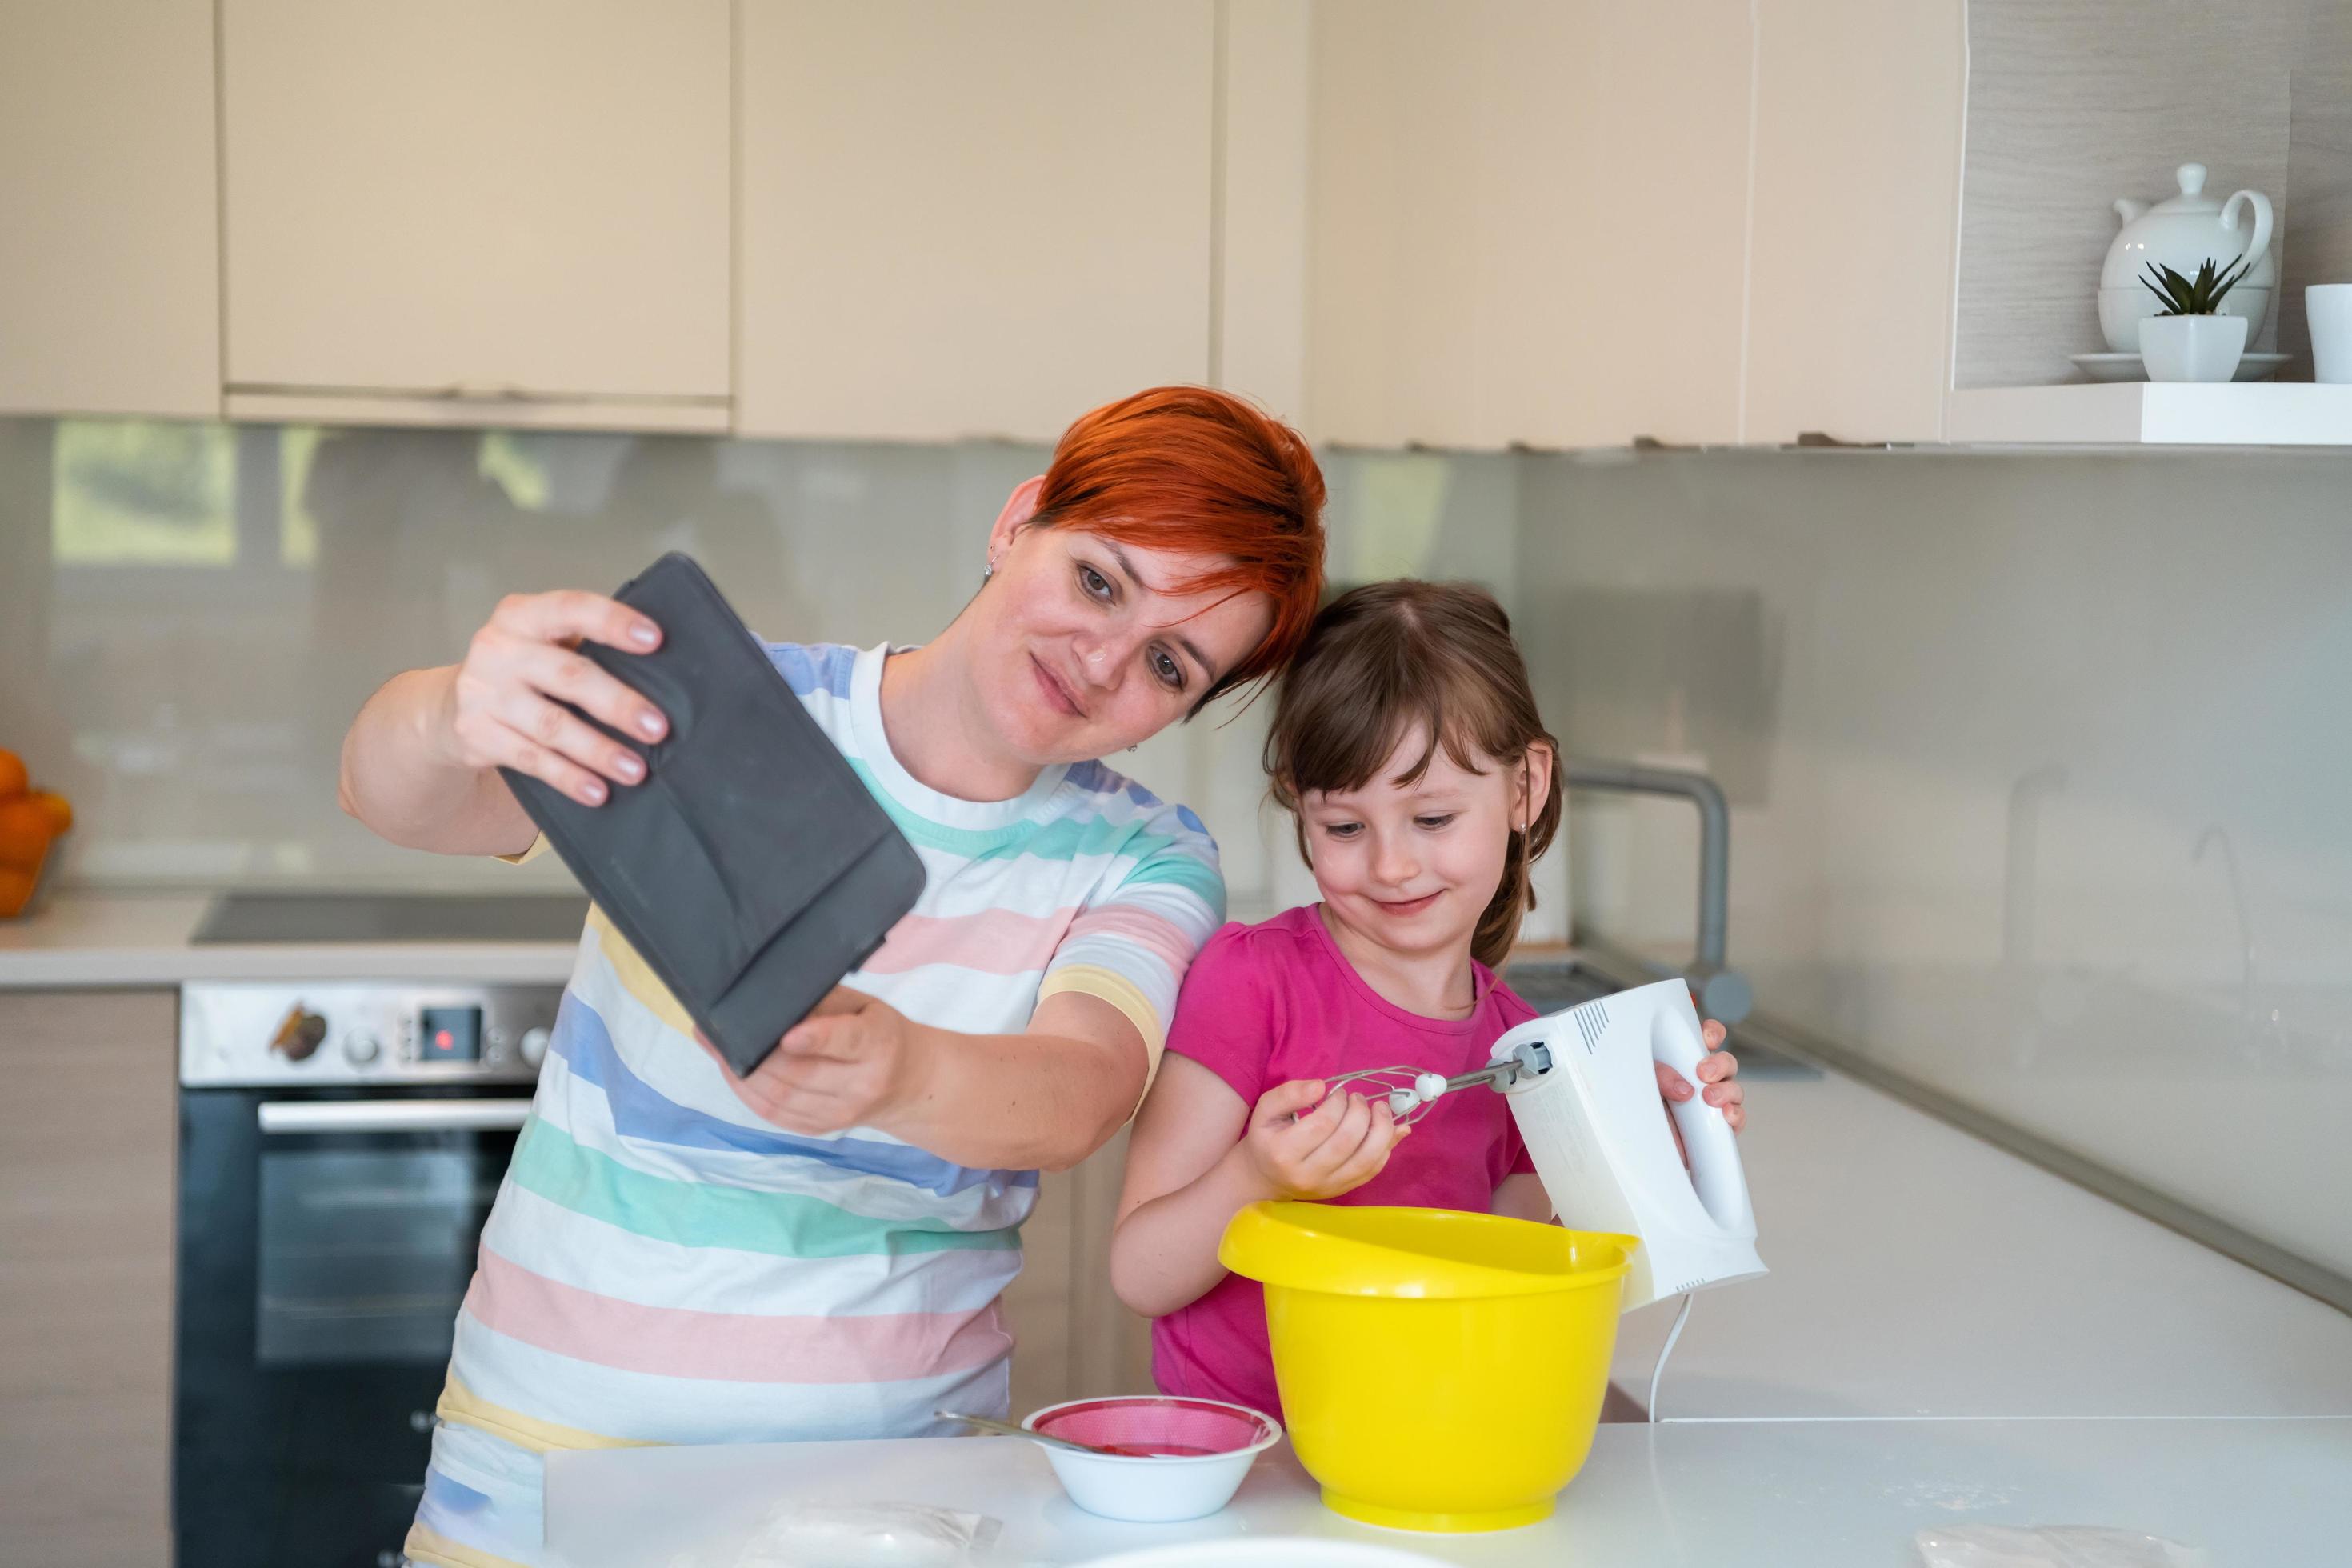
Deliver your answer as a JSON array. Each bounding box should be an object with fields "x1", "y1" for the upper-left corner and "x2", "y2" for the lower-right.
[{"x1": 499, "y1": 553, "x2": 925, "y2": 1078}]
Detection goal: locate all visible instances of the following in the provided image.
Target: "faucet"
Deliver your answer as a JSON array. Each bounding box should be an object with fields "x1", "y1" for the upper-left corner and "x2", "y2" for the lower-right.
[{"x1": 1562, "y1": 759, "x2": 1750, "y2": 1023}]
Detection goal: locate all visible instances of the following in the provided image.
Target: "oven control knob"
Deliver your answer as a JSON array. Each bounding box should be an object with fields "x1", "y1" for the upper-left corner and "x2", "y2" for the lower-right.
[
  {"x1": 343, "y1": 1030, "x2": 382, "y2": 1066},
  {"x1": 518, "y1": 1026, "x2": 551, "y2": 1068},
  {"x1": 270, "y1": 1006, "x2": 328, "y2": 1062}
]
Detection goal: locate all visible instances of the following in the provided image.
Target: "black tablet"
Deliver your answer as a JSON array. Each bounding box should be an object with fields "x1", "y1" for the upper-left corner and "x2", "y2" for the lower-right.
[{"x1": 501, "y1": 553, "x2": 925, "y2": 1077}]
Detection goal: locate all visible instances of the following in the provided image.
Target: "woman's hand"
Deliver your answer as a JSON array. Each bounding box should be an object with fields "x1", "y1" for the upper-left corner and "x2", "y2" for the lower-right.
[
  {"x1": 443, "y1": 590, "x2": 671, "y2": 806},
  {"x1": 1240, "y1": 1079, "x2": 1409, "y2": 1201},
  {"x1": 1656, "y1": 1018, "x2": 1745, "y2": 1133},
  {"x1": 702, "y1": 987, "x2": 933, "y2": 1136}
]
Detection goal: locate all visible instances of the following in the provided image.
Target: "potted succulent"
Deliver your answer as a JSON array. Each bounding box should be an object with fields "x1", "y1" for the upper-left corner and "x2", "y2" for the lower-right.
[{"x1": 2137, "y1": 256, "x2": 2252, "y2": 382}]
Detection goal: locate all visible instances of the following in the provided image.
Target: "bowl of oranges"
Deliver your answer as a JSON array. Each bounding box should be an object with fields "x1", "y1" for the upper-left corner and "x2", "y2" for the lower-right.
[{"x1": 0, "y1": 749, "x2": 73, "y2": 920}]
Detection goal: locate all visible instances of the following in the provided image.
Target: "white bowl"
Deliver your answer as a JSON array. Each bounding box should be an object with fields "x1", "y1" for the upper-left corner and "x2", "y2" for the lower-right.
[{"x1": 1026, "y1": 1396, "x2": 1282, "y2": 1524}]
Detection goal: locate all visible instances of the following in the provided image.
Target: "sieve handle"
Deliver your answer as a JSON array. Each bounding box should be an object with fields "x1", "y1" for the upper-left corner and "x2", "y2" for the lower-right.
[{"x1": 934, "y1": 1410, "x2": 1101, "y2": 1454}]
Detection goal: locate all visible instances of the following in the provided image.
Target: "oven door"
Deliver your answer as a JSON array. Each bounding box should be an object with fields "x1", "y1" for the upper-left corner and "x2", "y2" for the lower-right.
[{"x1": 174, "y1": 1086, "x2": 530, "y2": 1568}]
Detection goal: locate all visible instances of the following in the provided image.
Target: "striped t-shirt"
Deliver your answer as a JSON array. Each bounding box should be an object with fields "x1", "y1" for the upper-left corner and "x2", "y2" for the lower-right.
[{"x1": 406, "y1": 641, "x2": 1224, "y2": 1568}]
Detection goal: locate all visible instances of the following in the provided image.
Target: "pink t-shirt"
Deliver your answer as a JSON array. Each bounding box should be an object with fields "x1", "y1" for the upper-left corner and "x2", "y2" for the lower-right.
[{"x1": 1151, "y1": 904, "x2": 1538, "y2": 1419}]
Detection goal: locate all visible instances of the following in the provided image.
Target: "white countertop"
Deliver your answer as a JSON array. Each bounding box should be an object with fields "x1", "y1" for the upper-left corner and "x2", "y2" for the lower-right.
[
  {"x1": 1607, "y1": 1070, "x2": 2352, "y2": 1419},
  {"x1": 527, "y1": 1034, "x2": 2352, "y2": 1560},
  {"x1": 0, "y1": 893, "x2": 579, "y2": 988},
  {"x1": 545, "y1": 1423, "x2": 2352, "y2": 1567},
  {"x1": 540, "y1": 1066, "x2": 2352, "y2": 1562}
]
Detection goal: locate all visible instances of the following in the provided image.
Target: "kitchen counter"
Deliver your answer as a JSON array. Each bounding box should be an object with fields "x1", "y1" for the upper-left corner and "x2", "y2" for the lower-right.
[
  {"x1": 545, "y1": 1423, "x2": 2352, "y2": 1566},
  {"x1": 540, "y1": 1062, "x2": 2352, "y2": 1562},
  {"x1": 1606, "y1": 1070, "x2": 2352, "y2": 1419},
  {"x1": 0, "y1": 893, "x2": 581, "y2": 988},
  {"x1": 541, "y1": 1067, "x2": 2352, "y2": 1561}
]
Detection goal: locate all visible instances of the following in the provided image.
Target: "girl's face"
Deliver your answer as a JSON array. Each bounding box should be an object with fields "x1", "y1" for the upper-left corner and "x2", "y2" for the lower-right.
[
  {"x1": 1298, "y1": 726, "x2": 1541, "y2": 965},
  {"x1": 970, "y1": 484, "x2": 1274, "y2": 765}
]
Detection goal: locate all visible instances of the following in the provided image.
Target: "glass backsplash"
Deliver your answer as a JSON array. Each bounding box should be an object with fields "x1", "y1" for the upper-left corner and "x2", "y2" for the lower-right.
[
  {"x1": 4, "y1": 414, "x2": 2348, "y2": 1282},
  {"x1": 0, "y1": 418, "x2": 1525, "y2": 920},
  {"x1": 1514, "y1": 444, "x2": 2352, "y2": 1284}
]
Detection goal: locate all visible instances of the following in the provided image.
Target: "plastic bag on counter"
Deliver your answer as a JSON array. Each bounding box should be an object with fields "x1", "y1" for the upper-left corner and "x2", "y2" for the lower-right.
[
  {"x1": 1914, "y1": 1526, "x2": 2210, "y2": 1568},
  {"x1": 664, "y1": 1501, "x2": 1002, "y2": 1568}
]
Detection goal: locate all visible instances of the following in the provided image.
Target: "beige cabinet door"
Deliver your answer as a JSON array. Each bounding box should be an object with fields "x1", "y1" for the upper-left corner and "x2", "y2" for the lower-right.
[
  {"x1": 0, "y1": 990, "x2": 177, "y2": 1566},
  {"x1": 220, "y1": 0, "x2": 730, "y2": 430},
  {"x1": 1306, "y1": 0, "x2": 1753, "y2": 450},
  {"x1": 0, "y1": 2, "x2": 218, "y2": 419},
  {"x1": 737, "y1": 1, "x2": 1215, "y2": 442},
  {"x1": 1741, "y1": 0, "x2": 1966, "y2": 445}
]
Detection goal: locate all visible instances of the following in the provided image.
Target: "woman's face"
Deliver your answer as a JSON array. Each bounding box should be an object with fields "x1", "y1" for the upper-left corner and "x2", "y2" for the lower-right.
[{"x1": 971, "y1": 495, "x2": 1276, "y2": 765}]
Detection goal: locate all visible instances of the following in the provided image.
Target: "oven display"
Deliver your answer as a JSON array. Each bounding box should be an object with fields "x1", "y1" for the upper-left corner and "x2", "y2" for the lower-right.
[{"x1": 418, "y1": 1006, "x2": 483, "y2": 1063}]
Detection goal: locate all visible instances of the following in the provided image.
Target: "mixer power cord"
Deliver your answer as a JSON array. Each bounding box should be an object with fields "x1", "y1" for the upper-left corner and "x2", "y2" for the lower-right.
[{"x1": 1646, "y1": 1292, "x2": 1695, "y2": 1422}]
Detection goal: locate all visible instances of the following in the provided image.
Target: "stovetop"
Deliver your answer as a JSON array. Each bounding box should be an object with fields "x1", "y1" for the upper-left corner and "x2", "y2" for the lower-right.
[{"x1": 190, "y1": 892, "x2": 590, "y2": 946}]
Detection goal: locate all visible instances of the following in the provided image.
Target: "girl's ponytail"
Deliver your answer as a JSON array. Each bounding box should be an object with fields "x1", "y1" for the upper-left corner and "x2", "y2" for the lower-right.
[{"x1": 1469, "y1": 745, "x2": 1563, "y2": 969}]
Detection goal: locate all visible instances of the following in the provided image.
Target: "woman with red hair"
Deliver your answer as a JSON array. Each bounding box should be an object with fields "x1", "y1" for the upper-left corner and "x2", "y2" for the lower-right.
[{"x1": 338, "y1": 387, "x2": 1326, "y2": 1568}]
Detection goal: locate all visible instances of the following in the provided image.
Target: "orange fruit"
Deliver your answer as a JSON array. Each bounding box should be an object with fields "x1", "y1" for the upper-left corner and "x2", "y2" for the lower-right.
[
  {"x1": 0, "y1": 750, "x2": 26, "y2": 800},
  {"x1": 29, "y1": 790, "x2": 71, "y2": 835},
  {"x1": 0, "y1": 866, "x2": 34, "y2": 918},
  {"x1": 0, "y1": 798, "x2": 53, "y2": 871}
]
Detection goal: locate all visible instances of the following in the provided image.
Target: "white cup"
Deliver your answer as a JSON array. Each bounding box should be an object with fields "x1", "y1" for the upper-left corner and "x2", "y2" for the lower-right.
[{"x1": 2311, "y1": 285, "x2": 2352, "y2": 384}]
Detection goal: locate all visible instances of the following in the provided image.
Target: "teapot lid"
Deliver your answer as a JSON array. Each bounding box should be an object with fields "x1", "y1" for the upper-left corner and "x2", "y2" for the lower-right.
[{"x1": 2149, "y1": 162, "x2": 2221, "y2": 215}]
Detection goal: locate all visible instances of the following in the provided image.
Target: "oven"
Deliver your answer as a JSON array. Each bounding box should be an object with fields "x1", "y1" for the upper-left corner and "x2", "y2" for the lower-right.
[{"x1": 175, "y1": 979, "x2": 560, "y2": 1568}]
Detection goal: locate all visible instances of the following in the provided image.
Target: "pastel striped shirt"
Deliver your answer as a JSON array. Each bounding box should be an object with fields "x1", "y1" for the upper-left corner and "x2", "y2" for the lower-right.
[{"x1": 406, "y1": 641, "x2": 1224, "y2": 1568}]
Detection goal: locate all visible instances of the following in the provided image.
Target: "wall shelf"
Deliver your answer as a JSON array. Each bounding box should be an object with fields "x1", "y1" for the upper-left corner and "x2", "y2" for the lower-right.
[{"x1": 1945, "y1": 383, "x2": 2352, "y2": 446}]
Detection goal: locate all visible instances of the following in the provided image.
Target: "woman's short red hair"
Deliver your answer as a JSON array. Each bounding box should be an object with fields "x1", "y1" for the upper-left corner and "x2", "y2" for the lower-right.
[{"x1": 1033, "y1": 386, "x2": 1326, "y2": 703}]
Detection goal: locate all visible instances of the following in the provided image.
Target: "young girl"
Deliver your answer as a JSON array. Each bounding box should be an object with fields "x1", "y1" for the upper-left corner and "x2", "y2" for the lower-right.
[{"x1": 1110, "y1": 580, "x2": 1744, "y2": 1417}]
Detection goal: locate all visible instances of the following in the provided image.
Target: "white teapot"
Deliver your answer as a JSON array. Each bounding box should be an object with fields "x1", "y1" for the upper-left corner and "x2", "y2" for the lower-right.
[{"x1": 2098, "y1": 162, "x2": 2274, "y2": 352}]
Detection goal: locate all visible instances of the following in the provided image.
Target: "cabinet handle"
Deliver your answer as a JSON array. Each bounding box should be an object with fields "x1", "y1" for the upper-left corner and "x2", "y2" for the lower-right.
[
  {"x1": 434, "y1": 381, "x2": 534, "y2": 402},
  {"x1": 258, "y1": 1099, "x2": 534, "y2": 1134}
]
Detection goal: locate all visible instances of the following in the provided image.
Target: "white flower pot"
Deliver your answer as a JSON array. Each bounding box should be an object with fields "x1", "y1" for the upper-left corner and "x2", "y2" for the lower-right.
[{"x1": 2138, "y1": 313, "x2": 2247, "y2": 382}]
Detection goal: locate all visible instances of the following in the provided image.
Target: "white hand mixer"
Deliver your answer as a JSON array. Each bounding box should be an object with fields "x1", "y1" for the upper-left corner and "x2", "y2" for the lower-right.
[{"x1": 1319, "y1": 978, "x2": 1767, "y2": 1416}]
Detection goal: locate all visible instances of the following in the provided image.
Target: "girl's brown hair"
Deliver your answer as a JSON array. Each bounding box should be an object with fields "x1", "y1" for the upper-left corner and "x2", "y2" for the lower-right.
[{"x1": 1266, "y1": 581, "x2": 1563, "y2": 970}]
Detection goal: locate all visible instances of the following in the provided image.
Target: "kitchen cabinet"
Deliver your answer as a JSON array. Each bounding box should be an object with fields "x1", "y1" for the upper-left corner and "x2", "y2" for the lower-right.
[
  {"x1": 735, "y1": 0, "x2": 1216, "y2": 442},
  {"x1": 218, "y1": 0, "x2": 731, "y2": 433},
  {"x1": 1302, "y1": 0, "x2": 1754, "y2": 450},
  {"x1": 1741, "y1": 0, "x2": 1966, "y2": 446},
  {"x1": 1292, "y1": 0, "x2": 1966, "y2": 450},
  {"x1": 0, "y1": 990, "x2": 177, "y2": 1566},
  {"x1": 0, "y1": 1, "x2": 219, "y2": 420}
]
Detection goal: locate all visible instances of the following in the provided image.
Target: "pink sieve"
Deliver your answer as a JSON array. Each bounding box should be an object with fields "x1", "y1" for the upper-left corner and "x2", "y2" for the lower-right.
[{"x1": 1030, "y1": 1397, "x2": 1278, "y2": 1459}]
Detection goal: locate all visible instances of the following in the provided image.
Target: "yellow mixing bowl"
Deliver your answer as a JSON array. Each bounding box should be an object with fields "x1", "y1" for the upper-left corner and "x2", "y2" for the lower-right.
[{"x1": 1219, "y1": 1202, "x2": 1636, "y2": 1534}]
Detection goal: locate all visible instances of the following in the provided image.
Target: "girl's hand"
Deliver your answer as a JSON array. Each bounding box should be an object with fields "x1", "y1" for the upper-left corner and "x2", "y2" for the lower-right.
[
  {"x1": 698, "y1": 987, "x2": 932, "y2": 1135},
  {"x1": 1655, "y1": 1018, "x2": 1745, "y2": 1134},
  {"x1": 444, "y1": 590, "x2": 670, "y2": 806},
  {"x1": 1239, "y1": 1078, "x2": 1409, "y2": 1201}
]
